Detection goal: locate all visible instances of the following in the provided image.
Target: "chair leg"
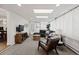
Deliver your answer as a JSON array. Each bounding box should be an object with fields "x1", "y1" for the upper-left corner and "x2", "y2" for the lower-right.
[
  {"x1": 38, "y1": 46, "x2": 39, "y2": 50},
  {"x1": 55, "y1": 47, "x2": 59, "y2": 55},
  {"x1": 38, "y1": 41, "x2": 40, "y2": 50}
]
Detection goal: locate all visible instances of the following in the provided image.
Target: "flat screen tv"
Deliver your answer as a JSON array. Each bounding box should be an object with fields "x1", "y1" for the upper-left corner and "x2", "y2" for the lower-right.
[
  {"x1": 0, "y1": 27, "x2": 3, "y2": 30},
  {"x1": 16, "y1": 25, "x2": 24, "y2": 32},
  {"x1": 40, "y1": 30, "x2": 46, "y2": 37}
]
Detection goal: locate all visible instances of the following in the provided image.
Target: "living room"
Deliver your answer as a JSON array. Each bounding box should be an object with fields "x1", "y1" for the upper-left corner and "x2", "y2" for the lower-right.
[{"x1": 0, "y1": 3, "x2": 79, "y2": 56}]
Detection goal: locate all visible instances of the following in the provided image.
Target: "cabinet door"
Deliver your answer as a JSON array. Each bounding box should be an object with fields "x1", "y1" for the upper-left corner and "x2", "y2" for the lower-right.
[{"x1": 15, "y1": 34, "x2": 22, "y2": 43}]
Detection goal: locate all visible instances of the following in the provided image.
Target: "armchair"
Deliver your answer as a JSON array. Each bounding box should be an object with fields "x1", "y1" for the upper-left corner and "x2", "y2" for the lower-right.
[{"x1": 38, "y1": 38, "x2": 60, "y2": 55}]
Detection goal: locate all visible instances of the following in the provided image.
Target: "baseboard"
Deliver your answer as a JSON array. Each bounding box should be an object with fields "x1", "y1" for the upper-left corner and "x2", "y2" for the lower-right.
[{"x1": 65, "y1": 43, "x2": 79, "y2": 55}]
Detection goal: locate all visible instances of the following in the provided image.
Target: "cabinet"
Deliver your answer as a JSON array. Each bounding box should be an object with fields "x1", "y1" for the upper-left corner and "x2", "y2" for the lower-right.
[
  {"x1": 15, "y1": 33, "x2": 23, "y2": 44},
  {"x1": 15, "y1": 32, "x2": 28, "y2": 44}
]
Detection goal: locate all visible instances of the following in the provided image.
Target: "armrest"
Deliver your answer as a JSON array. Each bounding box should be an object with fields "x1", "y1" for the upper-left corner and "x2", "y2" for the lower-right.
[
  {"x1": 39, "y1": 40, "x2": 48, "y2": 51},
  {"x1": 40, "y1": 40, "x2": 47, "y2": 45}
]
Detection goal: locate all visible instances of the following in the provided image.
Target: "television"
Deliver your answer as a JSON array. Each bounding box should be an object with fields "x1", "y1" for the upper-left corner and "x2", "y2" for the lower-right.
[
  {"x1": 16, "y1": 25, "x2": 24, "y2": 32},
  {"x1": 0, "y1": 27, "x2": 3, "y2": 30},
  {"x1": 40, "y1": 30, "x2": 46, "y2": 37}
]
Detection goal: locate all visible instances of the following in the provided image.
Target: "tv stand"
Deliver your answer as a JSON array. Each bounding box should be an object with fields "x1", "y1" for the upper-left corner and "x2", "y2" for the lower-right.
[{"x1": 15, "y1": 32, "x2": 28, "y2": 44}]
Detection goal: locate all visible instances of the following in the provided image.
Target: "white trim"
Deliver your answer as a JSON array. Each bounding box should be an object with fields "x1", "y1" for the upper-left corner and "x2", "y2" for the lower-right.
[{"x1": 65, "y1": 43, "x2": 79, "y2": 55}]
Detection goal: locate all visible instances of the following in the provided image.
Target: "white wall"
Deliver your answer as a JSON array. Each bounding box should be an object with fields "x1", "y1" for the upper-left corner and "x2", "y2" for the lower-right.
[
  {"x1": 7, "y1": 12, "x2": 29, "y2": 45},
  {"x1": 29, "y1": 22, "x2": 35, "y2": 34},
  {"x1": 50, "y1": 7, "x2": 79, "y2": 53},
  {"x1": 50, "y1": 20, "x2": 57, "y2": 31},
  {"x1": 40, "y1": 22, "x2": 48, "y2": 30},
  {"x1": 30, "y1": 22, "x2": 48, "y2": 34},
  {"x1": 34, "y1": 22, "x2": 40, "y2": 33}
]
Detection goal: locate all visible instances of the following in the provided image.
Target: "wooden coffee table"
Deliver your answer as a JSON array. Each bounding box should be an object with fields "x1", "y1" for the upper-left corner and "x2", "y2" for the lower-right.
[{"x1": 33, "y1": 35, "x2": 40, "y2": 41}]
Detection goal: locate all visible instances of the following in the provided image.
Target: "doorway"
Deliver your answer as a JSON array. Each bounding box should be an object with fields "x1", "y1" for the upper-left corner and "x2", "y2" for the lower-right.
[{"x1": 0, "y1": 8, "x2": 8, "y2": 52}]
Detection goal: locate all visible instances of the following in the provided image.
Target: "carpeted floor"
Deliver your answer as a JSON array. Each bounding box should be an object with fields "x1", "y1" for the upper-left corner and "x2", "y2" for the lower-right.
[{"x1": 0, "y1": 36, "x2": 76, "y2": 55}]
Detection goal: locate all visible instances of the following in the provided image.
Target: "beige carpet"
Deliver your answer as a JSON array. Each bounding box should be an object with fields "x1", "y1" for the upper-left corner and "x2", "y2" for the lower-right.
[{"x1": 0, "y1": 36, "x2": 76, "y2": 55}]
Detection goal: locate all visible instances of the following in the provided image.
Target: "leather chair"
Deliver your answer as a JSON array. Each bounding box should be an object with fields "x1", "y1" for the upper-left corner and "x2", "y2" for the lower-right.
[{"x1": 38, "y1": 38, "x2": 60, "y2": 55}]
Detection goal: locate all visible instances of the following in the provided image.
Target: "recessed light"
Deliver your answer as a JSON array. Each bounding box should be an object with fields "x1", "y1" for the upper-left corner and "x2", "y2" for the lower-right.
[
  {"x1": 17, "y1": 4, "x2": 21, "y2": 7},
  {"x1": 56, "y1": 4, "x2": 60, "y2": 7},
  {"x1": 36, "y1": 16, "x2": 48, "y2": 18},
  {"x1": 33, "y1": 9, "x2": 53, "y2": 13}
]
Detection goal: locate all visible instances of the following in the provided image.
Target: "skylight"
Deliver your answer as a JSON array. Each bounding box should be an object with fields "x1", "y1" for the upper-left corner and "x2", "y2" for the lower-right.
[
  {"x1": 33, "y1": 9, "x2": 53, "y2": 13},
  {"x1": 36, "y1": 16, "x2": 48, "y2": 18}
]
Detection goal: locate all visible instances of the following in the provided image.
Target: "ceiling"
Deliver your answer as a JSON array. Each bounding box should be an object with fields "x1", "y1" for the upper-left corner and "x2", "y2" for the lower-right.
[{"x1": 0, "y1": 4, "x2": 78, "y2": 22}]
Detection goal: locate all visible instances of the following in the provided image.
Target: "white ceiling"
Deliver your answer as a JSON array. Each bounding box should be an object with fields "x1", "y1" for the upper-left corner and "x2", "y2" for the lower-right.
[{"x1": 0, "y1": 4, "x2": 78, "y2": 22}]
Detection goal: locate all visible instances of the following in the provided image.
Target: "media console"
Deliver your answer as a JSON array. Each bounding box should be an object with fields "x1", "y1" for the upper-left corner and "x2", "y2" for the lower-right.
[{"x1": 15, "y1": 32, "x2": 28, "y2": 44}]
